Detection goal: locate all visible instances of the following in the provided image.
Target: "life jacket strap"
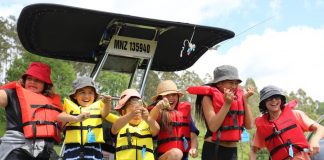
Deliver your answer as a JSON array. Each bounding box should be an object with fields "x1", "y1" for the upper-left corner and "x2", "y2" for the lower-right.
[
  {"x1": 270, "y1": 140, "x2": 304, "y2": 156},
  {"x1": 116, "y1": 145, "x2": 153, "y2": 153},
  {"x1": 219, "y1": 125, "x2": 243, "y2": 131},
  {"x1": 265, "y1": 124, "x2": 297, "y2": 141},
  {"x1": 65, "y1": 124, "x2": 102, "y2": 130},
  {"x1": 126, "y1": 128, "x2": 132, "y2": 147},
  {"x1": 157, "y1": 136, "x2": 191, "y2": 145},
  {"x1": 228, "y1": 110, "x2": 245, "y2": 115},
  {"x1": 23, "y1": 120, "x2": 60, "y2": 153},
  {"x1": 169, "y1": 122, "x2": 189, "y2": 127},
  {"x1": 213, "y1": 130, "x2": 221, "y2": 157},
  {"x1": 70, "y1": 114, "x2": 101, "y2": 118},
  {"x1": 31, "y1": 104, "x2": 62, "y2": 118},
  {"x1": 119, "y1": 132, "x2": 152, "y2": 139},
  {"x1": 23, "y1": 120, "x2": 61, "y2": 136}
]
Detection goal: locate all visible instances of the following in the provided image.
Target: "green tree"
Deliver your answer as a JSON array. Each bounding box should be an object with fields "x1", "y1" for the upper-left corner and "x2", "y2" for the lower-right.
[
  {"x1": 142, "y1": 71, "x2": 160, "y2": 103},
  {"x1": 287, "y1": 88, "x2": 318, "y2": 120},
  {"x1": 179, "y1": 70, "x2": 203, "y2": 103},
  {"x1": 71, "y1": 62, "x2": 94, "y2": 76},
  {"x1": 96, "y1": 70, "x2": 130, "y2": 97},
  {"x1": 317, "y1": 102, "x2": 324, "y2": 115},
  {"x1": 202, "y1": 73, "x2": 212, "y2": 84},
  {"x1": 244, "y1": 78, "x2": 260, "y2": 118},
  {"x1": 0, "y1": 16, "x2": 23, "y2": 84}
]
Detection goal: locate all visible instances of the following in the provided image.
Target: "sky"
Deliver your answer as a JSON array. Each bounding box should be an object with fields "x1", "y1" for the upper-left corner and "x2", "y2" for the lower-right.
[{"x1": 1, "y1": 0, "x2": 324, "y2": 101}]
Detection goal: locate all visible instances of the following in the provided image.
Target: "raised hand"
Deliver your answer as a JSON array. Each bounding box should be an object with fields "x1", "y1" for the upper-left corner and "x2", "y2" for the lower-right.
[
  {"x1": 141, "y1": 107, "x2": 150, "y2": 121},
  {"x1": 156, "y1": 98, "x2": 171, "y2": 110},
  {"x1": 76, "y1": 112, "x2": 90, "y2": 122},
  {"x1": 224, "y1": 88, "x2": 235, "y2": 104},
  {"x1": 244, "y1": 86, "x2": 255, "y2": 99},
  {"x1": 100, "y1": 94, "x2": 112, "y2": 104}
]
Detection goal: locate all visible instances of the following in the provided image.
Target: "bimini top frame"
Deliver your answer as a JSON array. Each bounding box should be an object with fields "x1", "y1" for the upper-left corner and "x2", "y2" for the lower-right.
[{"x1": 17, "y1": 3, "x2": 235, "y2": 95}]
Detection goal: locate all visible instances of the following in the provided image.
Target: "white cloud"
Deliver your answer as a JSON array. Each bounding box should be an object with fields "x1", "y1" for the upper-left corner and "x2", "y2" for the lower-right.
[{"x1": 190, "y1": 26, "x2": 324, "y2": 101}]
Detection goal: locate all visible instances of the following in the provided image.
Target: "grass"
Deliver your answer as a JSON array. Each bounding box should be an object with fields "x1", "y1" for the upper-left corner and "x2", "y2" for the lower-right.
[
  {"x1": 54, "y1": 145, "x2": 63, "y2": 156},
  {"x1": 0, "y1": 121, "x2": 5, "y2": 136}
]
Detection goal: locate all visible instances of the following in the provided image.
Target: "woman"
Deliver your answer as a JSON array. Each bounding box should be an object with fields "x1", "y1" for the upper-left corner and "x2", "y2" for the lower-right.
[{"x1": 0, "y1": 62, "x2": 62, "y2": 160}]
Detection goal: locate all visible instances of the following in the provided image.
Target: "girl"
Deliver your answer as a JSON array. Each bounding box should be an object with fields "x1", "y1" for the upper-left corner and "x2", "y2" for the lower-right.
[
  {"x1": 150, "y1": 80, "x2": 199, "y2": 160},
  {"x1": 249, "y1": 85, "x2": 324, "y2": 160},
  {"x1": 58, "y1": 76, "x2": 112, "y2": 160},
  {"x1": 187, "y1": 65, "x2": 254, "y2": 160},
  {"x1": 112, "y1": 88, "x2": 160, "y2": 160}
]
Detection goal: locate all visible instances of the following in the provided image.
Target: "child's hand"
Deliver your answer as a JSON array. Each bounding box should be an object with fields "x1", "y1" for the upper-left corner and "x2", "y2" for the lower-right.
[
  {"x1": 141, "y1": 107, "x2": 150, "y2": 121},
  {"x1": 100, "y1": 95, "x2": 112, "y2": 104},
  {"x1": 156, "y1": 98, "x2": 171, "y2": 110},
  {"x1": 308, "y1": 139, "x2": 320, "y2": 156},
  {"x1": 76, "y1": 112, "x2": 90, "y2": 122},
  {"x1": 224, "y1": 88, "x2": 235, "y2": 104},
  {"x1": 189, "y1": 148, "x2": 198, "y2": 158},
  {"x1": 129, "y1": 106, "x2": 142, "y2": 118},
  {"x1": 244, "y1": 86, "x2": 255, "y2": 99}
]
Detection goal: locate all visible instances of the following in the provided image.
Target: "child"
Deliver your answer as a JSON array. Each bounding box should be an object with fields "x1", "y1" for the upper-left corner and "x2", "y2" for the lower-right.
[
  {"x1": 57, "y1": 77, "x2": 112, "y2": 160},
  {"x1": 187, "y1": 65, "x2": 254, "y2": 160},
  {"x1": 249, "y1": 85, "x2": 324, "y2": 160},
  {"x1": 0, "y1": 62, "x2": 62, "y2": 159},
  {"x1": 111, "y1": 88, "x2": 160, "y2": 160},
  {"x1": 150, "y1": 80, "x2": 199, "y2": 160}
]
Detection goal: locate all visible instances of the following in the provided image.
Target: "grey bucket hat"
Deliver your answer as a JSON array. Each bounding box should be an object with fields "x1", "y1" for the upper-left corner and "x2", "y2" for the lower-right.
[
  {"x1": 69, "y1": 77, "x2": 99, "y2": 99},
  {"x1": 207, "y1": 65, "x2": 242, "y2": 84},
  {"x1": 260, "y1": 85, "x2": 286, "y2": 102}
]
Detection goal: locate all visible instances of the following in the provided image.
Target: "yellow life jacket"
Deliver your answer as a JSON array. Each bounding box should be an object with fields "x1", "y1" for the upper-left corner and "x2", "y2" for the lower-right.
[
  {"x1": 116, "y1": 121, "x2": 154, "y2": 160},
  {"x1": 64, "y1": 98, "x2": 104, "y2": 144}
]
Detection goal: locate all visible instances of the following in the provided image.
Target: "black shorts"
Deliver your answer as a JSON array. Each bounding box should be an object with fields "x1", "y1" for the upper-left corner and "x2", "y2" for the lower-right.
[{"x1": 201, "y1": 141, "x2": 237, "y2": 160}]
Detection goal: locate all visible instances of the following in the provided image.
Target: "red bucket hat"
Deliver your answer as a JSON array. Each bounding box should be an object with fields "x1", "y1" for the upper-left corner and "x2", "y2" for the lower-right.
[{"x1": 22, "y1": 62, "x2": 53, "y2": 85}]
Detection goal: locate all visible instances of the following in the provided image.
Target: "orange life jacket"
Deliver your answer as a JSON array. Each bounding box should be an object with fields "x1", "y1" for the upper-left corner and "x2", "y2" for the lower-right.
[
  {"x1": 157, "y1": 102, "x2": 191, "y2": 154},
  {"x1": 187, "y1": 85, "x2": 245, "y2": 141},
  {"x1": 255, "y1": 100, "x2": 309, "y2": 160},
  {"x1": 1, "y1": 82, "x2": 62, "y2": 143}
]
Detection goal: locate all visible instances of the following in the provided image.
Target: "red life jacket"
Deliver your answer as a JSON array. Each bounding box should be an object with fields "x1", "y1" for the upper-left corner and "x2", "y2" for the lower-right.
[
  {"x1": 1, "y1": 82, "x2": 62, "y2": 143},
  {"x1": 157, "y1": 102, "x2": 191, "y2": 154},
  {"x1": 255, "y1": 100, "x2": 309, "y2": 160},
  {"x1": 187, "y1": 85, "x2": 245, "y2": 141}
]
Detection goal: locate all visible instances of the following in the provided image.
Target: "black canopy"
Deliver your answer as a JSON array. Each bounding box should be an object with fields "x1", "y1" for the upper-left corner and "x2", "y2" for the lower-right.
[{"x1": 17, "y1": 3, "x2": 234, "y2": 72}]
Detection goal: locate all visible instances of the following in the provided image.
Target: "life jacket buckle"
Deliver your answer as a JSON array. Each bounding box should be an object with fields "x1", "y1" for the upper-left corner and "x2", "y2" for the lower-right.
[{"x1": 36, "y1": 120, "x2": 45, "y2": 125}]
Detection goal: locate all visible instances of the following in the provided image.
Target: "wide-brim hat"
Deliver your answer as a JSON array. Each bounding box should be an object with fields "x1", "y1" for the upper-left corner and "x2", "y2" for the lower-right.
[
  {"x1": 22, "y1": 62, "x2": 53, "y2": 85},
  {"x1": 151, "y1": 80, "x2": 184, "y2": 101},
  {"x1": 258, "y1": 85, "x2": 286, "y2": 113},
  {"x1": 207, "y1": 65, "x2": 242, "y2": 85},
  {"x1": 115, "y1": 89, "x2": 141, "y2": 110},
  {"x1": 69, "y1": 77, "x2": 99, "y2": 99},
  {"x1": 259, "y1": 85, "x2": 286, "y2": 103}
]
